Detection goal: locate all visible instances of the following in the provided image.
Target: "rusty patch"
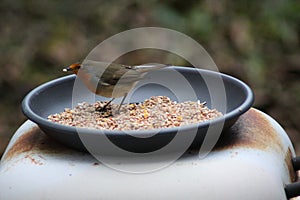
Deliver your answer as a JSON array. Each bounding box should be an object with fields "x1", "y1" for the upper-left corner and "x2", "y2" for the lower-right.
[
  {"x1": 24, "y1": 154, "x2": 43, "y2": 165},
  {"x1": 214, "y1": 108, "x2": 284, "y2": 152},
  {"x1": 3, "y1": 126, "x2": 40, "y2": 161},
  {"x1": 31, "y1": 131, "x2": 78, "y2": 155},
  {"x1": 3, "y1": 125, "x2": 78, "y2": 162},
  {"x1": 285, "y1": 147, "x2": 297, "y2": 182}
]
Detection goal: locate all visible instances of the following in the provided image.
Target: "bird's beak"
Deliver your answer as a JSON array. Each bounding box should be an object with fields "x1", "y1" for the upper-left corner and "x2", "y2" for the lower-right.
[{"x1": 62, "y1": 67, "x2": 71, "y2": 72}]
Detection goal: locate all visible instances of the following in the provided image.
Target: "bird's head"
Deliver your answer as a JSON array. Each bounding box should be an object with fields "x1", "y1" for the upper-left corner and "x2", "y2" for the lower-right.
[{"x1": 63, "y1": 63, "x2": 81, "y2": 74}]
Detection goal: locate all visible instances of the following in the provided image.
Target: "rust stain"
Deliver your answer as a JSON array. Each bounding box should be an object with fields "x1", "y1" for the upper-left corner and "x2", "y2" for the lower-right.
[
  {"x1": 3, "y1": 125, "x2": 78, "y2": 162},
  {"x1": 3, "y1": 126, "x2": 40, "y2": 161},
  {"x1": 24, "y1": 154, "x2": 43, "y2": 165},
  {"x1": 285, "y1": 147, "x2": 297, "y2": 182},
  {"x1": 214, "y1": 108, "x2": 284, "y2": 152}
]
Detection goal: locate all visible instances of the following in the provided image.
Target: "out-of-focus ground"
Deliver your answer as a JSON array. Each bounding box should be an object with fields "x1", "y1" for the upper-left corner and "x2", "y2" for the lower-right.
[{"x1": 0, "y1": 1, "x2": 300, "y2": 157}]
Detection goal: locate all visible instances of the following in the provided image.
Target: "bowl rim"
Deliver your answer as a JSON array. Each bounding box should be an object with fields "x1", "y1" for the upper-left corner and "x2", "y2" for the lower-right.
[{"x1": 22, "y1": 66, "x2": 254, "y2": 136}]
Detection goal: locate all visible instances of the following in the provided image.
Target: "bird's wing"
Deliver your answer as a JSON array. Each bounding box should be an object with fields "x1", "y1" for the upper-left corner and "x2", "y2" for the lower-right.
[
  {"x1": 133, "y1": 63, "x2": 168, "y2": 73},
  {"x1": 103, "y1": 65, "x2": 143, "y2": 85},
  {"x1": 81, "y1": 60, "x2": 167, "y2": 85}
]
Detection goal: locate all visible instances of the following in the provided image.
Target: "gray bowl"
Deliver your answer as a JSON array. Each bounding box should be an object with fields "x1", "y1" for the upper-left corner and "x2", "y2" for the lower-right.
[{"x1": 22, "y1": 66, "x2": 254, "y2": 153}]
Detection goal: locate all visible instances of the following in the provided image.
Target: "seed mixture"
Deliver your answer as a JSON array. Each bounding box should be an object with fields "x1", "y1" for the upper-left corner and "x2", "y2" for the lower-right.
[{"x1": 48, "y1": 96, "x2": 223, "y2": 131}]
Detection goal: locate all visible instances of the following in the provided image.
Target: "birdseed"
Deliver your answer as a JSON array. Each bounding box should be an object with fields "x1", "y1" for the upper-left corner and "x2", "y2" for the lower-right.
[{"x1": 48, "y1": 96, "x2": 223, "y2": 131}]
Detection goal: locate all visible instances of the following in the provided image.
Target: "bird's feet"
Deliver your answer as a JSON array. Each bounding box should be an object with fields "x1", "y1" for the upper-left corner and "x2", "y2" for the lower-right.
[
  {"x1": 95, "y1": 101, "x2": 113, "y2": 117},
  {"x1": 96, "y1": 105, "x2": 109, "y2": 112}
]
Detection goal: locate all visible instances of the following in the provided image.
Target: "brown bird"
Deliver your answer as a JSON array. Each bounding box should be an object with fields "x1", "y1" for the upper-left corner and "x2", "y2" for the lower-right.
[{"x1": 63, "y1": 60, "x2": 167, "y2": 113}]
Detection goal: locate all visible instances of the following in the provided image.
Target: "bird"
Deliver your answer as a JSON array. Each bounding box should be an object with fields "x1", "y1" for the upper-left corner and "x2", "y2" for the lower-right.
[{"x1": 63, "y1": 60, "x2": 167, "y2": 113}]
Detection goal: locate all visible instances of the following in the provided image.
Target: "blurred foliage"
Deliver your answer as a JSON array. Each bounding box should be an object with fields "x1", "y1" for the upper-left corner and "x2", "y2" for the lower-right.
[{"x1": 0, "y1": 0, "x2": 300, "y2": 156}]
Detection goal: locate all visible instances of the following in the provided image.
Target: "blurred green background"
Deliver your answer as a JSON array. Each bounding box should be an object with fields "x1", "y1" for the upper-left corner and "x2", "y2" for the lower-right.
[{"x1": 1, "y1": 0, "x2": 300, "y2": 157}]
